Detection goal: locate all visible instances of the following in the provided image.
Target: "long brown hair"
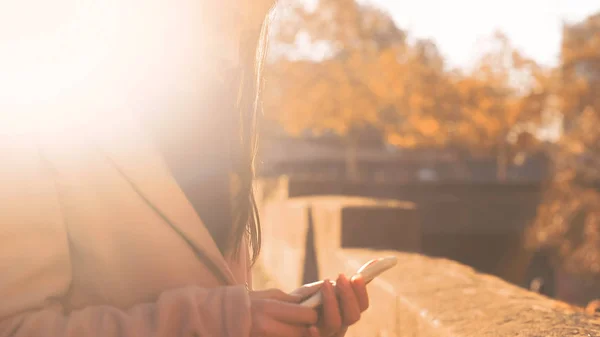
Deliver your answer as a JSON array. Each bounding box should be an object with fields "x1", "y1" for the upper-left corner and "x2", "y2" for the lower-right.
[{"x1": 229, "y1": 11, "x2": 272, "y2": 264}]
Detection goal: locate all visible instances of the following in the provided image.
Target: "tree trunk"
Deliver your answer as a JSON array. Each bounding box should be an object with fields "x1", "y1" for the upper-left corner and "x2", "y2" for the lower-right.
[
  {"x1": 497, "y1": 140, "x2": 508, "y2": 182},
  {"x1": 450, "y1": 150, "x2": 471, "y2": 180},
  {"x1": 345, "y1": 141, "x2": 360, "y2": 181}
]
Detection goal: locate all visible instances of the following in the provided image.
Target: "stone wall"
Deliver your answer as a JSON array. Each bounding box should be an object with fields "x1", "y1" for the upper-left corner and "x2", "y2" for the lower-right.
[
  {"x1": 259, "y1": 196, "x2": 419, "y2": 288},
  {"x1": 255, "y1": 193, "x2": 600, "y2": 337},
  {"x1": 255, "y1": 177, "x2": 539, "y2": 284}
]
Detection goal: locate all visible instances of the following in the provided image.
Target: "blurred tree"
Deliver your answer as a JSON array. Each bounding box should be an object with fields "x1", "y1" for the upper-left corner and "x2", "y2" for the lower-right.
[
  {"x1": 452, "y1": 32, "x2": 551, "y2": 180},
  {"x1": 265, "y1": 2, "x2": 551, "y2": 182},
  {"x1": 527, "y1": 13, "x2": 600, "y2": 295},
  {"x1": 264, "y1": 0, "x2": 407, "y2": 180},
  {"x1": 560, "y1": 12, "x2": 600, "y2": 130},
  {"x1": 271, "y1": 0, "x2": 406, "y2": 53},
  {"x1": 527, "y1": 106, "x2": 600, "y2": 281}
]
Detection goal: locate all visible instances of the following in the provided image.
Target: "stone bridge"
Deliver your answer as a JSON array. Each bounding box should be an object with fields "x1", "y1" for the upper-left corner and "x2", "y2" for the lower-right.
[{"x1": 253, "y1": 177, "x2": 600, "y2": 337}]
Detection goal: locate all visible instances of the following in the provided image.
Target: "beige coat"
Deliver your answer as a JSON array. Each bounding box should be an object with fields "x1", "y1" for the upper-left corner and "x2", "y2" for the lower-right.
[{"x1": 0, "y1": 115, "x2": 252, "y2": 336}]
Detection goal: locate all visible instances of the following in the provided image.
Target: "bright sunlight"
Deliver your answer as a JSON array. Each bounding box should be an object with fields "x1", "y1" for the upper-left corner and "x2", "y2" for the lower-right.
[{"x1": 0, "y1": 0, "x2": 239, "y2": 134}]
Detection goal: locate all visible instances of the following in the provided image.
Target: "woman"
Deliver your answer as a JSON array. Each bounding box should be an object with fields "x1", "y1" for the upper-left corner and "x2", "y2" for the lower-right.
[{"x1": 0, "y1": 0, "x2": 369, "y2": 336}]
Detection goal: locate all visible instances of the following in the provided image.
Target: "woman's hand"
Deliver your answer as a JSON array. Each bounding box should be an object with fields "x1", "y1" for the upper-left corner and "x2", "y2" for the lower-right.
[
  {"x1": 292, "y1": 274, "x2": 370, "y2": 337},
  {"x1": 249, "y1": 288, "x2": 319, "y2": 337}
]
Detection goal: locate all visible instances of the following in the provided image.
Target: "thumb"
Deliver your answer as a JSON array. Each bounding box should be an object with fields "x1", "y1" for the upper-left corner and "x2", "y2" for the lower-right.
[
  {"x1": 250, "y1": 288, "x2": 303, "y2": 302},
  {"x1": 289, "y1": 279, "x2": 335, "y2": 299}
]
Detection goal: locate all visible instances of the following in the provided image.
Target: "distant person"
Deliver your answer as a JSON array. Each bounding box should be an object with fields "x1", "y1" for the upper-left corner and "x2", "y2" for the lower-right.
[
  {"x1": 0, "y1": 1, "x2": 369, "y2": 336},
  {"x1": 524, "y1": 249, "x2": 555, "y2": 298}
]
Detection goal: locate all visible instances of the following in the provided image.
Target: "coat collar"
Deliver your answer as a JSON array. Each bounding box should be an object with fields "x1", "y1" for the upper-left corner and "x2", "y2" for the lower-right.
[{"x1": 92, "y1": 113, "x2": 237, "y2": 286}]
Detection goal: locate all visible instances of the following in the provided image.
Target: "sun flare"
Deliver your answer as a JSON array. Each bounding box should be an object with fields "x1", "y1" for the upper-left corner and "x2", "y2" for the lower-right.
[{"x1": 0, "y1": 0, "x2": 236, "y2": 135}]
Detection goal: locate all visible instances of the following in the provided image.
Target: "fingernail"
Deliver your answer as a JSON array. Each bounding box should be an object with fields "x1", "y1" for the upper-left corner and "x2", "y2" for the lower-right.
[
  {"x1": 308, "y1": 326, "x2": 319, "y2": 337},
  {"x1": 350, "y1": 274, "x2": 363, "y2": 283}
]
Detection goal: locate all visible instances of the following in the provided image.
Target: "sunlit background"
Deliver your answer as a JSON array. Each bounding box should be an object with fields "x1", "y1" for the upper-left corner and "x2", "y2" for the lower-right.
[
  {"x1": 0, "y1": 0, "x2": 242, "y2": 134},
  {"x1": 260, "y1": 0, "x2": 600, "y2": 308},
  {"x1": 2, "y1": 0, "x2": 600, "y2": 309}
]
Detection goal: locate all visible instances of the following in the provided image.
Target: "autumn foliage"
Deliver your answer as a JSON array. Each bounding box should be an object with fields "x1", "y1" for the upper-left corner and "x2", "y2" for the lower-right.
[
  {"x1": 527, "y1": 13, "x2": 600, "y2": 277},
  {"x1": 263, "y1": 0, "x2": 553, "y2": 180}
]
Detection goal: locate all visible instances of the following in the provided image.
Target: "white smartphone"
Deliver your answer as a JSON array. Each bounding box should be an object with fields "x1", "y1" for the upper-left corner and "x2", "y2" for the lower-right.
[{"x1": 299, "y1": 256, "x2": 398, "y2": 308}]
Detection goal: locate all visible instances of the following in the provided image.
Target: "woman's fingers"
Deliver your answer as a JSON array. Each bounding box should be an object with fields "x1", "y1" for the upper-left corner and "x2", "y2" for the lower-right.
[
  {"x1": 251, "y1": 314, "x2": 312, "y2": 337},
  {"x1": 274, "y1": 274, "x2": 370, "y2": 337},
  {"x1": 350, "y1": 274, "x2": 370, "y2": 312},
  {"x1": 257, "y1": 299, "x2": 319, "y2": 325},
  {"x1": 249, "y1": 288, "x2": 325, "y2": 337},
  {"x1": 333, "y1": 326, "x2": 349, "y2": 337},
  {"x1": 308, "y1": 325, "x2": 321, "y2": 337},
  {"x1": 251, "y1": 288, "x2": 303, "y2": 303},
  {"x1": 336, "y1": 274, "x2": 361, "y2": 326},
  {"x1": 289, "y1": 280, "x2": 326, "y2": 300},
  {"x1": 320, "y1": 279, "x2": 343, "y2": 334}
]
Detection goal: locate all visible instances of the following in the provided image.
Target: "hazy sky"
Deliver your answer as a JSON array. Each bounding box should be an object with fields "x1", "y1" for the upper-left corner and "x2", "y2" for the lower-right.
[{"x1": 364, "y1": 0, "x2": 599, "y2": 68}]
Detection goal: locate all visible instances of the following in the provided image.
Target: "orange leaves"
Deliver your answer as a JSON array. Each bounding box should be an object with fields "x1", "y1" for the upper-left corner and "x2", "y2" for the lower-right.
[
  {"x1": 414, "y1": 117, "x2": 440, "y2": 138},
  {"x1": 560, "y1": 14, "x2": 600, "y2": 120},
  {"x1": 263, "y1": 53, "x2": 380, "y2": 137},
  {"x1": 264, "y1": 0, "x2": 558, "y2": 155},
  {"x1": 387, "y1": 133, "x2": 417, "y2": 148}
]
